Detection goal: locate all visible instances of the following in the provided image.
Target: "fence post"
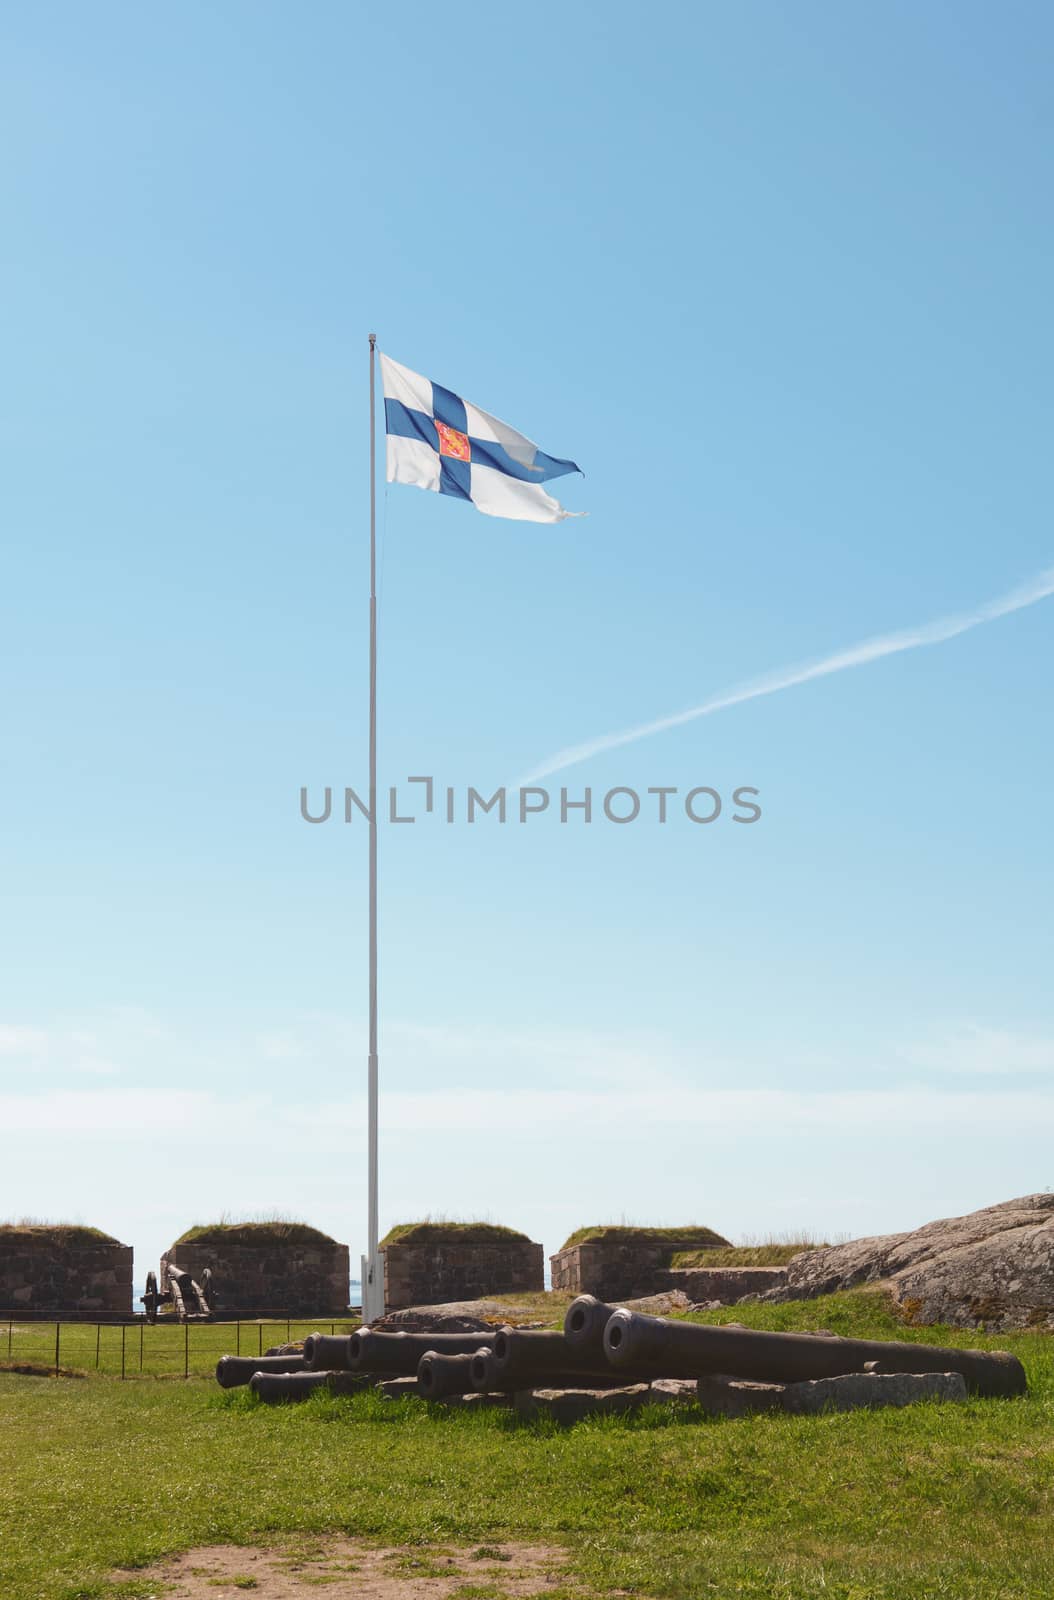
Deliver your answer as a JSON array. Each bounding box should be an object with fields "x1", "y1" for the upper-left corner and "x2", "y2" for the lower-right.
[
  {"x1": 184, "y1": 1321, "x2": 189, "y2": 1379},
  {"x1": 121, "y1": 1324, "x2": 126, "y2": 1381},
  {"x1": 236, "y1": 1320, "x2": 241, "y2": 1356},
  {"x1": 95, "y1": 1324, "x2": 101, "y2": 1369},
  {"x1": 7, "y1": 1319, "x2": 12, "y2": 1358},
  {"x1": 139, "y1": 1321, "x2": 144, "y2": 1372},
  {"x1": 258, "y1": 1323, "x2": 262, "y2": 1357},
  {"x1": 54, "y1": 1321, "x2": 60, "y2": 1377},
  {"x1": 287, "y1": 1317, "x2": 291, "y2": 1342}
]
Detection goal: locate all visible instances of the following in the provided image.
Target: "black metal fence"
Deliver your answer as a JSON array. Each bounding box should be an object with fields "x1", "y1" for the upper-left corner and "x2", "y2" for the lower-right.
[{"x1": 1, "y1": 1316, "x2": 359, "y2": 1380}]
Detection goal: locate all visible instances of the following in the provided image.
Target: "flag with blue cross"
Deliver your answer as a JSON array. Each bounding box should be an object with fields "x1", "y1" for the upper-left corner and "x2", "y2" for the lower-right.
[{"x1": 379, "y1": 353, "x2": 583, "y2": 524}]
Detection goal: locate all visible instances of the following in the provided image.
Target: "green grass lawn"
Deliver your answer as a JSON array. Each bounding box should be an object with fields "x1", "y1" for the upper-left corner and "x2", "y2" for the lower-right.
[{"x1": 1, "y1": 1291, "x2": 1052, "y2": 1600}]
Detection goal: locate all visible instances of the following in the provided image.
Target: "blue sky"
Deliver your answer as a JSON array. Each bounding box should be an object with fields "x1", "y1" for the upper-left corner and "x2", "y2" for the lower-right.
[{"x1": 2, "y1": 2, "x2": 1052, "y2": 1284}]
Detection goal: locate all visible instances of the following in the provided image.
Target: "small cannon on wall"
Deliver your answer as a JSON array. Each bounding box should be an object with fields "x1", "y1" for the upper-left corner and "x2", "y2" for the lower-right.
[{"x1": 140, "y1": 1261, "x2": 214, "y2": 1323}]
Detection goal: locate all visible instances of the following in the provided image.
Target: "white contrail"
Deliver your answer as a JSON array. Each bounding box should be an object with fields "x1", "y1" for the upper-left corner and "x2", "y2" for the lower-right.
[{"x1": 518, "y1": 565, "x2": 1054, "y2": 784}]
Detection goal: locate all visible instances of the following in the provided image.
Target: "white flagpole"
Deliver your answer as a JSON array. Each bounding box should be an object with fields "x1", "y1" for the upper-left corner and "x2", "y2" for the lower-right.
[{"x1": 362, "y1": 331, "x2": 383, "y2": 1324}]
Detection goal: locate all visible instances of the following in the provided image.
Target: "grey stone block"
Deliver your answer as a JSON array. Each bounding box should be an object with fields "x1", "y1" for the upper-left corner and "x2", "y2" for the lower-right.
[
  {"x1": 648, "y1": 1378, "x2": 700, "y2": 1404},
  {"x1": 694, "y1": 1369, "x2": 968, "y2": 1417},
  {"x1": 375, "y1": 1376, "x2": 420, "y2": 1400},
  {"x1": 781, "y1": 1370, "x2": 967, "y2": 1413}
]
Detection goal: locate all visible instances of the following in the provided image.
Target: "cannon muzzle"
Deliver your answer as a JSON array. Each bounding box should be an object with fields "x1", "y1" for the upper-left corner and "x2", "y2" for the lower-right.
[
  {"x1": 417, "y1": 1349, "x2": 492, "y2": 1399},
  {"x1": 303, "y1": 1333, "x2": 354, "y2": 1371},
  {"x1": 470, "y1": 1349, "x2": 500, "y2": 1391},
  {"x1": 563, "y1": 1295, "x2": 619, "y2": 1355},
  {"x1": 602, "y1": 1310, "x2": 1028, "y2": 1398},
  {"x1": 215, "y1": 1353, "x2": 306, "y2": 1388}
]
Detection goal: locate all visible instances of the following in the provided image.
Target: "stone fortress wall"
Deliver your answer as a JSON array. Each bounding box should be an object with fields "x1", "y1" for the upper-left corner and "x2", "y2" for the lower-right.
[{"x1": 0, "y1": 1224, "x2": 133, "y2": 1313}]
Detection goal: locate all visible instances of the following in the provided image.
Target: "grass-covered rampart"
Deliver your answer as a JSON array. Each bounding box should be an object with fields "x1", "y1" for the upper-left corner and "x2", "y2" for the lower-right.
[
  {"x1": 173, "y1": 1220, "x2": 339, "y2": 1248},
  {"x1": 559, "y1": 1224, "x2": 728, "y2": 1251},
  {"x1": 380, "y1": 1221, "x2": 530, "y2": 1247}
]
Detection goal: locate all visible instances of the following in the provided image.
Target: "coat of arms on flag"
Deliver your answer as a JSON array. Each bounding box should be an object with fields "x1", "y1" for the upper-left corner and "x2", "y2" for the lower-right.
[{"x1": 379, "y1": 354, "x2": 583, "y2": 524}]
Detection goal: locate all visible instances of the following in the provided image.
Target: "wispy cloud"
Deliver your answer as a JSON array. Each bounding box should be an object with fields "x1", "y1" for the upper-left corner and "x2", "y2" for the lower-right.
[
  {"x1": 901, "y1": 1025, "x2": 1054, "y2": 1076},
  {"x1": 0, "y1": 1087, "x2": 221, "y2": 1134},
  {"x1": 0, "y1": 1025, "x2": 50, "y2": 1056},
  {"x1": 3, "y1": 1083, "x2": 1053, "y2": 1142},
  {"x1": 519, "y1": 564, "x2": 1054, "y2": 783},
  {"x1": 3, "y1": 1065, "x2": 1051, "y2": 1269}
]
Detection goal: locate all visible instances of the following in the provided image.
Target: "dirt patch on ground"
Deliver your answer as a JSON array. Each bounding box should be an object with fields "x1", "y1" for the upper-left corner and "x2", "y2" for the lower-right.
[
  {"x1": 0, "y1": 1360, "x2": 86, "y2": 1378},
  {"x1": 121, "y1": 1537, "x2": 575, "y2": 1597}
]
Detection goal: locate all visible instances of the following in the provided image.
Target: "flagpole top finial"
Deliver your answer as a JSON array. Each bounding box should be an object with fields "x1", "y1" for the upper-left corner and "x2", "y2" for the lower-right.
[{"x1": 369, "y1": 332, "x2": 377, "y2": 348}]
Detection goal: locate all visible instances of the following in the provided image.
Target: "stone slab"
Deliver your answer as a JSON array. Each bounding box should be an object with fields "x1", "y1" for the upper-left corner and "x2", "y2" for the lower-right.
[
  {"x1": 782, "y1": 1370, "x2": 967, "y2": 1413},
  {"x1": 374, "y1": 1376, "x2": 420, "y2": 1400},
  {"x1": 649, "y1": 1378, "x2": 704, "y2": 1405},
  {"x1": 695, "y1": 1369, "x2": 968, "y2": 1417}
]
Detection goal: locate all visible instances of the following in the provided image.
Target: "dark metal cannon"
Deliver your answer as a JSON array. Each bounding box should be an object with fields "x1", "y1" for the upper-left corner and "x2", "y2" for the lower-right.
[
  {"x1": 303, "y1": 1333, "x2": 356, "y2": 1372},
  {"x1": 347, "y1": 1328, "x2": 497, "y2": 1376},
  {"x1": 469, "y1": 1349, "x2": 501, "y2": 1391},
  {"x1": 602, "y1": 1310, "x2": 1028, "y2": 1398},
  {"x1": 216, "y1": 1353, "x2": 306, "y2": 1389},
  {"x1": 468, "y1": 1346, "x2": 626, "y2": 1395},
  {"x1": 489, "y1": 1326, "x2": 646, "y2": 1386},
  {"x1": 563, "y1": 1295, "x2": 619, "y2": 1356},
  {"x1": 249, "y1": 1369, "x2": 372, "y2": 1404},
  {"x1": 141, "y1": 1263, "x2": 213, "y2": 1323},
  {"x1": 417, "y1": 1349, "x2": 491, "y2": 1399},
  {"x1": 481, "y1": 1327, "x2": 652, "y2": 1391}
]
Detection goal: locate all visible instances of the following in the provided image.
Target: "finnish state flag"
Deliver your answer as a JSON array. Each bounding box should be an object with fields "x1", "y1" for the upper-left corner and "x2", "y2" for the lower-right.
[{"x1": 380, "y1": 354, "x2": 583, "y2": 524}]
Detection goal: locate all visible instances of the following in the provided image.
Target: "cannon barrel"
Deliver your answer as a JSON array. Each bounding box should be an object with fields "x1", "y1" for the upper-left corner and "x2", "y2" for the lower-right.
[
  {"x1": 417, "y1": 1349, "x2": 492, "y2": 1399},
  {"x1": 468, "y1": 1347, "x2": 626, "y2": 1394},
  {"x1": 249, "y1": 1369, "x2": 371, "y2": 1404},
  {"x1": 489, "y1": 1327, "x2": 646, "y2": 1386},
  {"x1": 216, "y1": 1353, "x2": 306, "y2": 1388},
  {"x1": 250, "y1": 1370, "x2": 338, "y2": 1404},
  {"x1": 602, "y1": 1310, "x2": 1028, "y2": 1398},
  {"x1": 563, "y1": 1295, "x2": 620, "y2": 1356},
  {"x1": 348, "y1": 1328, "x2": 498, "y2": 1375},
  {"x1": 303, "y1": 1333, "x2": 355, "y2": 1371}
]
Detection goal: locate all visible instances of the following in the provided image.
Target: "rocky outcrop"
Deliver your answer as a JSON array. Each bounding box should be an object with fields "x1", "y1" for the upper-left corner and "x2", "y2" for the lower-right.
[{"x1": 769, "y1": 1194, "x2": 1054, "y2": 1330}]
